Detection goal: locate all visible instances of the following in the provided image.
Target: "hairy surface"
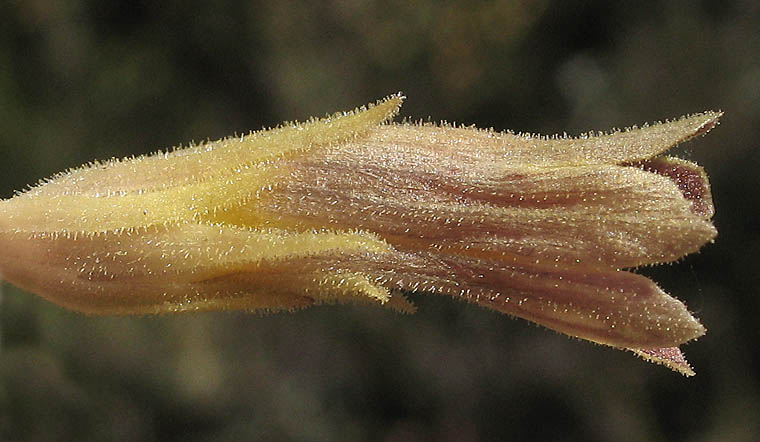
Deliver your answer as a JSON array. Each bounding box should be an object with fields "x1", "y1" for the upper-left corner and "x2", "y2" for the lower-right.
[{"x1": 0, "y1": 94, "x2": 719, "y2": 375}]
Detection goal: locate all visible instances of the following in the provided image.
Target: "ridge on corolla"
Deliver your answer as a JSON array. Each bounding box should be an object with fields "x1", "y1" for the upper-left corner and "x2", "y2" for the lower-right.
[{"x1": 0, "y1": 93, "x2": 719, "y2": 376}]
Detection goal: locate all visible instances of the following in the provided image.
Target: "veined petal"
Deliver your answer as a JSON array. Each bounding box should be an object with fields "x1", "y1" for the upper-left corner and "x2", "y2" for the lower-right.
[
  {"x1": 355, "y1": 111, "x2": 721, "y2": 170},
  {"x1": 533, "y1": 111, "x2": 721, "y2": 165},
  {"x1": 324, "y1": 250, "x2": 705, "y2": 349},
  {"x1": 0, "y1": 221, "x2": 404, "y2": 314},
  {"x1": 249, "y1": 126, "x2": 716, "y2": 269}
]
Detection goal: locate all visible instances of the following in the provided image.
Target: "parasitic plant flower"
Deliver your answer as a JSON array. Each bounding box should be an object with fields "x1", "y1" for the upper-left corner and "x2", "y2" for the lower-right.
[{"x1": 0, "y1": 94, "x2": 719, "y2": 375}]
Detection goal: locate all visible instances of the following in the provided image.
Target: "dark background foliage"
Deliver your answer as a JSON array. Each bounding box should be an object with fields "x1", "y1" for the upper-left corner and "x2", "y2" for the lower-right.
[{"x1": 1, "y1": 1, "x2": 758, "y2": 441}]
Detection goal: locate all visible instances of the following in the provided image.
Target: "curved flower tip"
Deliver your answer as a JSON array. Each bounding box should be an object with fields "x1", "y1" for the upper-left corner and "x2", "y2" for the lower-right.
[
  {"x1": 0, "y1": 94, "x2": 719, "y2": 375},
  {"x1": 631, "y1": 347, "x2": 696, "y2": 377}
]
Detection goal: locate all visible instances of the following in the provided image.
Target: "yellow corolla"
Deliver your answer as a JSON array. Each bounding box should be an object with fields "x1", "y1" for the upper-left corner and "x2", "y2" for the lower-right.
[{"x1": 0, "y1": 94, "x2": 719, "y2": 375}]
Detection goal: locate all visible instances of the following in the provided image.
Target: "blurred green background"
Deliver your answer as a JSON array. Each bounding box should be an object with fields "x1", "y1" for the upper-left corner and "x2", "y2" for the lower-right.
[{"x1": 1, "y1": 1, "x2": 758, "y2": 441}]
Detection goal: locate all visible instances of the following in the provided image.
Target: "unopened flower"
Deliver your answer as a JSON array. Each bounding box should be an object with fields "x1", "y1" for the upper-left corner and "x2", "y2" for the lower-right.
[{"x1": 0, "y1": 94, "x2": 719, "y2": 375}]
